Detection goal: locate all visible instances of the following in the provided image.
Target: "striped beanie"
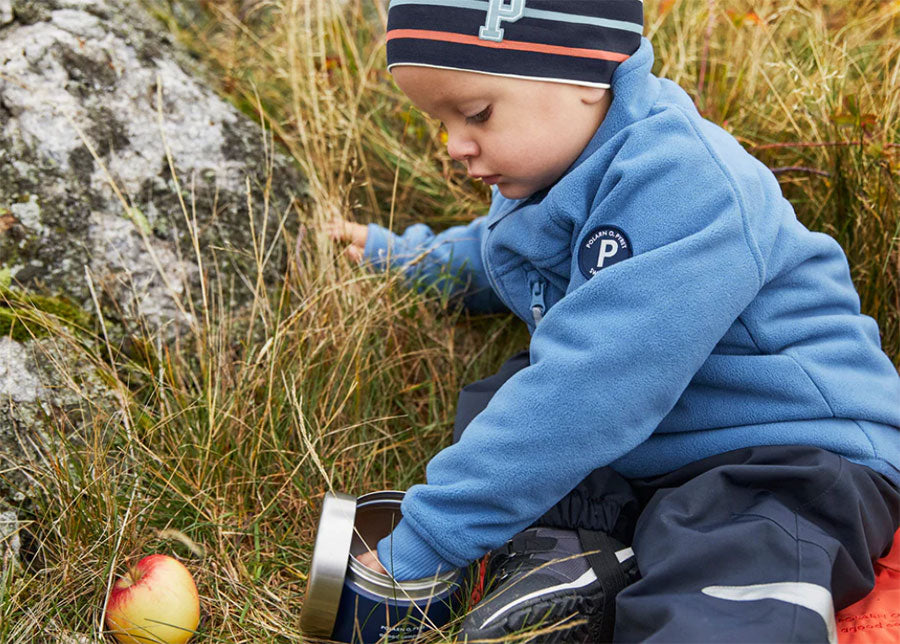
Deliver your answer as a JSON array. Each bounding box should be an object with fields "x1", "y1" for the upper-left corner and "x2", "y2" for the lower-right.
[{"x1": 386, "y1": 0, "x2": 644, "y2": 89}]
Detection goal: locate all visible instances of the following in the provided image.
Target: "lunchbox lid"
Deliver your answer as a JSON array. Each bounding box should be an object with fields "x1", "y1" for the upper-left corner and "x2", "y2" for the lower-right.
[{"x1": 300, "y1": 491, "x2": 358, "y2": 638}]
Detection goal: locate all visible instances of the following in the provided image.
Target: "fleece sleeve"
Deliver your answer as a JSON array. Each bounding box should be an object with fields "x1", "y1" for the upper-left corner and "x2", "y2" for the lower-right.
[
  {"x1": 376, "y1": 142, "x2": 767, "y2": 581},
  {"x1": 362, "y1": 216, "x2": 508, "y2": 314}
]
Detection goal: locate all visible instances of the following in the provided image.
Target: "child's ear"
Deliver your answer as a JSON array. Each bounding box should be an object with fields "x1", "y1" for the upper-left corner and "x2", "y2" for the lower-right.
[{"x1": 579, "y1": 87, "x2": 610, "y2": 106}]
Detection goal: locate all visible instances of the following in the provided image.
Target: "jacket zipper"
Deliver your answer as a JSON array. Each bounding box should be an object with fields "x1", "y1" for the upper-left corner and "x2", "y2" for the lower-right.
[
  {"x1": 529, "y1": 275, "x2": 547, "y2": 327},
  {"x1": 483, "y1": 192, "x2": 549, "y2": 319}
]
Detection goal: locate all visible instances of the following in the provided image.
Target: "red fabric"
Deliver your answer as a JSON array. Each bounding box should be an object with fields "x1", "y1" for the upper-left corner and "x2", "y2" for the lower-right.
[
  {"x1": 470, "y1": 555, "x2": 490, "y2": 606},
  {"x1": 837, "y1": 529, "x2": 900, "y2": 643}
]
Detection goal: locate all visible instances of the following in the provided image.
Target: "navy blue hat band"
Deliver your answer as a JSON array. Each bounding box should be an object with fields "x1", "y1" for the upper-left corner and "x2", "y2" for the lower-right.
[{"x1": 386, "y1": 0, "x2": 643, "y2": 88}]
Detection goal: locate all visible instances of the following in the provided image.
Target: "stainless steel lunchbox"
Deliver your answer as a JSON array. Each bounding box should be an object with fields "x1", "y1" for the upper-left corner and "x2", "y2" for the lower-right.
[{"x1": 300, "y1": 490, "x2": 464, "y2": 643}]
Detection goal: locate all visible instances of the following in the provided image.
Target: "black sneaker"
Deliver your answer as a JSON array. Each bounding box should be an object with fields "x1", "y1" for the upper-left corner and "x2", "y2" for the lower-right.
[{"x1": 457, "y1": 527, "x2": 639, "y2": 643}]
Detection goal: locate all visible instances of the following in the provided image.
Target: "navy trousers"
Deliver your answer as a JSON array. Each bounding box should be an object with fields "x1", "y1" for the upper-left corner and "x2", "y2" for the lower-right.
[{"x1": 453, "y1": 351, "x2": 900, "y2": 643}]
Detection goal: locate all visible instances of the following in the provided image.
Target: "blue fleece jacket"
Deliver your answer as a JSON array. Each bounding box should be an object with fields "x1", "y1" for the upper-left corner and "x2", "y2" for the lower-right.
[{"x1": 364, "y1": 38, "x2": 900, "y2": 581}]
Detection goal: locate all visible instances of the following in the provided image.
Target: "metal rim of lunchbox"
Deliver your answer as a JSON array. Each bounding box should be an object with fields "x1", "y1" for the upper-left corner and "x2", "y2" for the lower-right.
[
  {"x1": 300, "y1": 490, "x2": 463, "y2": 638},
  {"x1": 347, "y1": 491, "x2": 460, "y2": 598}
]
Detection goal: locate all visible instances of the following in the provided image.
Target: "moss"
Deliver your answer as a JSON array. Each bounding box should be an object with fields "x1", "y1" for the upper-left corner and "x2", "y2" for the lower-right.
[
  {"x1": 0, "y1": 309, "x2": 36, "y2": 342},
  {"x1": 0, "y1": 287, "x2": 92, "y2": 341}
]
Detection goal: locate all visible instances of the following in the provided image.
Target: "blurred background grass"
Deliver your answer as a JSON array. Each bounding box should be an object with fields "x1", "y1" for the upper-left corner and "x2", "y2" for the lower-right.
[{"x1": 3, "y1": 0, "x2": 898, "y2": 641}]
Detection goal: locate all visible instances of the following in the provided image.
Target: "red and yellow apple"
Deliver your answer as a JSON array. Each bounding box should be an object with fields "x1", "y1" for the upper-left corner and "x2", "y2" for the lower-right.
[{"x1": 105, "y1": 554, "x2": 200, "y2": 644}]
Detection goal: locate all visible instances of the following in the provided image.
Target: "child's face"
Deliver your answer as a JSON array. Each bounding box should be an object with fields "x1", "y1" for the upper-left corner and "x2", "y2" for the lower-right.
[{"x1": 392, "y1": 66, "x2": 612, "y2": 200}]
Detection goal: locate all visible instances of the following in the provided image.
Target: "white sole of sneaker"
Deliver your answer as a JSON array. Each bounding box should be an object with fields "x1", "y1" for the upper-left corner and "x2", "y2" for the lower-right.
[{"x1": 479, "y1": 547, "x2": 635, "y2": 630}]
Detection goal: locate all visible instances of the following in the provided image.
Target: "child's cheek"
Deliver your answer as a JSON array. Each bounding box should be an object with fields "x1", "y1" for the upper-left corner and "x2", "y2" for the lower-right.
[{"x1": 500, "y1": 137, "x2": 534, "y2": 173}]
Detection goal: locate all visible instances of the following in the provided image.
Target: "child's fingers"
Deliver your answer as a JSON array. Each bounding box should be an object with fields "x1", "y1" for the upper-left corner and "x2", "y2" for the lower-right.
[
  {"x1": 325, "y1": 219, "x2": 368, "y2": 247},
  {"x1": 324, "y1": 218, "x2": 349, "y2": 240},
  {"x1": 346, "y1": 244, "x2": 364, "y2": 264},
  {"x1": 347, "y1": 222, "x2": 368, "y2": 247},
  {"x1": 357, "y1": 549, "x2": 388, "y2": 575}
]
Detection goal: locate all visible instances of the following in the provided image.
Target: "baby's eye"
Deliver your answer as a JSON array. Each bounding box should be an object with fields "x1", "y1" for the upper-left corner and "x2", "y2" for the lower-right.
[{"x1": 465, "y1": 106, "x2": 492, "y2": 125}]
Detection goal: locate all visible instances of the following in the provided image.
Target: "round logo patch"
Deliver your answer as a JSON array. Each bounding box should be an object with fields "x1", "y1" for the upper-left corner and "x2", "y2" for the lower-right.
[{"x1": 578, "y1": 226, "x2": 632, "y2": 279}]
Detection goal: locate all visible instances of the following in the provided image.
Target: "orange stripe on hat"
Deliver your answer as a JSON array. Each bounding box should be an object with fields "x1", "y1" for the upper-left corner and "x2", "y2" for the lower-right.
[{"x1": 386, "y1": 29, "x2": 630, "y2": 63}]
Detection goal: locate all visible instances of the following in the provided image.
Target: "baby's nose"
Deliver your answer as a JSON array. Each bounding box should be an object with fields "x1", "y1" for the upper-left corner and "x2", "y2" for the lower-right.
[{"x1": 446, "y1": 131, "x2": 479, "y2": 161}]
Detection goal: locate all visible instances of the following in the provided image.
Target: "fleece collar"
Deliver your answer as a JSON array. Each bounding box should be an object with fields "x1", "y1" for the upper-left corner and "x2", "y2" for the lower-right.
[{"x1": 565, "y1": 36, "x2": 661, "y2": 178}]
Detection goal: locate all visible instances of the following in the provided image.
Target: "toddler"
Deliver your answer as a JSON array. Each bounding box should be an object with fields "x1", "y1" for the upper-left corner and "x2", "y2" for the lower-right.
[{"x1": 328, "y1": 1, "x2": 900, "y2": 641}]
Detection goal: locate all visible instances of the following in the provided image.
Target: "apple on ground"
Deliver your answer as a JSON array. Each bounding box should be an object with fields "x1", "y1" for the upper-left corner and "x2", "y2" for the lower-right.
[{"x1": 105, "y1": 553, "x2": 200, "y2": 644}]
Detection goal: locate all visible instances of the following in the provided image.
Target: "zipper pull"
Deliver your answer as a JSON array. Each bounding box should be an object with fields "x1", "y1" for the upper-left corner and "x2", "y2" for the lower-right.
[{"x1": 530, "y1": 279, "x2": 546, "y2": 326}]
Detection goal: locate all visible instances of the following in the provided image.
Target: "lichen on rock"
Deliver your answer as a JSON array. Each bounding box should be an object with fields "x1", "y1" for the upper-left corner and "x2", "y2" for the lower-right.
[
  {"x1": 0, "y1": 337, "x2": 44, "y2": 403},
  {"x1": 0, "y1": 0, "x2": 306, "y2": 329}
]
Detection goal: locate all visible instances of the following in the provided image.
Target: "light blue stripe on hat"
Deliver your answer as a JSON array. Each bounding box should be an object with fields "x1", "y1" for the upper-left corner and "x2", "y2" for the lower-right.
[
  {"x1": 389, "y1": 0, "x2": 643, "y2": 34},
  {"x1": 390, "y1": 0, "x2": 487, "y2": 10},
  {"x1": 526, "y1": 7, "x2": 642, "y2": 34},
  {"x1": 390, "y1": 0, "x2": 488, "y2": 11}
]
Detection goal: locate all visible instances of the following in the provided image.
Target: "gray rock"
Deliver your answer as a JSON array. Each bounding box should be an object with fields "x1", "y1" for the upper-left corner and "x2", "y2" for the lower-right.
[
  {"x1": 59, "y1": 636, "x2": 101, "y2": 644},
  {"x1": 55, "y1": 630, "x2": 102, "y2": 644},
  {"x1": 0, "y1": 334, "x2": 117, "y2": 503},
  {"x1": 0, "y1": 337, "x2": 45, "y2": 402},
  {"x1": 0, "y1": 510, "x2": 20, "y2": 588},
  {"x1": 0, "y1": 0, "x2": 12, "y2": 25},
  {"x1": 0, "y1": 0, "x2": 305, "y2": 508},
  {"x1": 0, "y1": 0, "x2": 305, "y2": 330},
  {"x1": 0, "y1": 510, "x2": 20, "y2": 564}
]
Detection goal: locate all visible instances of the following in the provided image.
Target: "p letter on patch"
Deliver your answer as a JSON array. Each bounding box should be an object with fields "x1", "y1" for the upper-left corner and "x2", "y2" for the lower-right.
[
  {"x1": 479, "y1": 0, "x2": 526, "y2": 42},
  {"x1": 578, "y1": 226, "x2": 632, "y2": 279}
]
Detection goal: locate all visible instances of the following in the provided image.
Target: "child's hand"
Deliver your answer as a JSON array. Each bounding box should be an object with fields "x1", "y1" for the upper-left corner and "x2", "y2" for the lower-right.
[
  {"x1": 325, "y1": 217, "x2": 368, "y2": 263},
  {"x1": 358, "y1": 549, "x2": 388, "y2": 575}
]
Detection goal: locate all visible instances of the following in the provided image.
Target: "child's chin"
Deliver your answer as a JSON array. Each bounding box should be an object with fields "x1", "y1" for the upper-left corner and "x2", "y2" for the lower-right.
[{"x1": 497, "y1": 183, "x2": 532, "y2": 200}]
